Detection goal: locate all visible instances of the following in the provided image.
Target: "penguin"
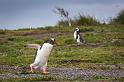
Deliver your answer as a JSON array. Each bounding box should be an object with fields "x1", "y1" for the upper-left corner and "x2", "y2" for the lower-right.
[
  {"x1": 74, "y1": 28, "x2": 85, "y2": 45},
  {"x1": 27, "y1": 38, "x2": 56, "y2": 74}
]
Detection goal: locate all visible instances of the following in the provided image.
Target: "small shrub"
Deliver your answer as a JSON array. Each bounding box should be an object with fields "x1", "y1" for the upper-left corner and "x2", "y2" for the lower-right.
[
  {"x1": 56, "y1": 14, "x2": 100, "y2": 26},
  {"x1": 7, "y1": 37, "x2": 15, "y2": 41},
  {"x1": 0, "y1": 30, "x2": 6, "y2": 34},
  {"x1": 74, "y1": 14, "x2": 100, "y2": 26}
]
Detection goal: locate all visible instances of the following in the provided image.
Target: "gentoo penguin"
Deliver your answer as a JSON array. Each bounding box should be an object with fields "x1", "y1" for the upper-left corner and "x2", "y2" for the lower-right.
[
  {"x1": 29, "y1": 38, "x2": 56, "y2": 74},
  {"x1": 74, "y1": 28, "x2": 85, "y2": 45}
]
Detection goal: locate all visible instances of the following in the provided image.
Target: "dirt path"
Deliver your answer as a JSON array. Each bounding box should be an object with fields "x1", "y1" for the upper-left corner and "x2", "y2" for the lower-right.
[{"x1": 0, "y1": 65, "x2": 124, "y2": 81}]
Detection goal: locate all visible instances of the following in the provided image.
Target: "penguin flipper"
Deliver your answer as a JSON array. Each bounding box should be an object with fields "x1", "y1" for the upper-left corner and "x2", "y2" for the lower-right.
[{"x1": 26, "y1": 44, "x2": 41, "y2": 49}]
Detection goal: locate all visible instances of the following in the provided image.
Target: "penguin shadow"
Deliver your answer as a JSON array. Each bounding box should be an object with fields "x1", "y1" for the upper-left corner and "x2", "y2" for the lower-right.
[
  {"x1": 20, "y1": 66, "x2": 32, "y2": 74},
  {"x1": 20, "y1": 66, "x2": 51, "y2": 75},
  {"x1": 20, "y1": 66, "x2": 37, "y2": 74}
]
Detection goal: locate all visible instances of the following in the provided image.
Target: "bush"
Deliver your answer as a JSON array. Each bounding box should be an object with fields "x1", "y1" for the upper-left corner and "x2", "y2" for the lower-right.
[
  {"x1": 7, "y1": 37, "x2": 15, "y2": 41},
  {"x1": 111, "y1": 10, "x2": 124, "y2": 25},
  {"x1": 74, "y1": 15, "x2": 100, "y2": 26},
  {"x1": 56, "y1": 14, "x2": 100, "y2": 26}
]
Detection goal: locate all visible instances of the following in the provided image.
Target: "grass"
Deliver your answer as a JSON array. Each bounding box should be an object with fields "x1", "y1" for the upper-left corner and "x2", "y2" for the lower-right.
[
  {"x1": 49, "y1": 46, "x2": 124, "y2": 69},
  {"x1": 1, "y1": 76, "x2": 124, "y2": 82},
  {"x1": 92, "y1": 76, "x2": 124, "y2": 82},
  {"x1": 0, "y1": 24, "x2": 124, "y2": 81},
  {"x1": 0, "y1": 76, "x2": 58, "y2": 82},
  {"x1": 0, "y1": 25, "x2": 124, "y2": 67},
  {"x1": 0, "y1": 70, "x2": 10, "y2": 74}
]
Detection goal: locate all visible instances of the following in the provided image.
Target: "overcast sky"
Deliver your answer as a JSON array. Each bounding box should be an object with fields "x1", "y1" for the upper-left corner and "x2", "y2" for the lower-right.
[{"x1": 0, "y1": 0, "x2": 124, "y2": 29}]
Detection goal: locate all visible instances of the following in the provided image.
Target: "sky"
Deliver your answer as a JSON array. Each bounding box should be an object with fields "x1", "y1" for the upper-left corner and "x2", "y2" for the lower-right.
[{"x1": 0, "y1": 0, "x2": 124, "y2": 30}]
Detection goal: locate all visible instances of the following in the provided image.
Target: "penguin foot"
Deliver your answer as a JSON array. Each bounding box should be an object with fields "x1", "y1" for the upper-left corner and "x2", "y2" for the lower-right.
[
  {"x1": 30, "y1": 70, "x2": 34, "y2": 73},
  {"x1": 40, "y1": 66, "x2": 49, "y2": 74},
  {"x1": 30, "y1": 64, "x2": 34, "y2": 73},
  {"x1": 42, "y1": 71, "x2": 49, "y2": 74}
]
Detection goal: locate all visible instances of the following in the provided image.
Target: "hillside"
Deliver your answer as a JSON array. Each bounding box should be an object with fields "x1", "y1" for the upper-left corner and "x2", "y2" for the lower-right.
[{"x1": 0, "y1": 24, "x2": 124, "y2": 81}]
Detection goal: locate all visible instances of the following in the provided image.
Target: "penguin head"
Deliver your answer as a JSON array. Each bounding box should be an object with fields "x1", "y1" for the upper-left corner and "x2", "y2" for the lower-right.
[
  {"x1": 45, "y1": 38, "x2": 57, "y2": 45},
  {"x1": 75, "y1": 28, "x2": 80, "y2": 32}
]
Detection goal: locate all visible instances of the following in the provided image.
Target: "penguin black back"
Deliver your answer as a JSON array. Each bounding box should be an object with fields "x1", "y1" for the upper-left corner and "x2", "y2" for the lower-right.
[{"x1": 44, "y1": 38, "x2": 56, "y2": 45}]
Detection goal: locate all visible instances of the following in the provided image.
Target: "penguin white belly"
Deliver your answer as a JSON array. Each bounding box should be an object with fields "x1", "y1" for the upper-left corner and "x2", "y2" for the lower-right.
[
  {"x1": 77, "y1": 38, "x2": 80, "y2": 43},
  {"x1": 76, "y1": 35, "x2": 80, "y2": 42},
  {"x1": 74, "y1": 31, "x2": 77, "y2": 40},
  {"x1": 32, "y1": 43, "x2": 53, "y2": 69}
]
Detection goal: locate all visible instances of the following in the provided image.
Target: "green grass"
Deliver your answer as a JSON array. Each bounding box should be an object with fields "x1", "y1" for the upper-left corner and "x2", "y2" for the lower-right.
[
  {"x1": 1, "y1": 76, "x2": 124, "y2": 82},
  {"x1": 48, "y1": 46, "x2": 124, "y2": 68},
  {"x1": 0, "y1": 70, "x2": 10, "y2": 74},
  {"x1": 0, "y1": 24, "x2": 124, "y2": 81},
  {"x1": 0, "y1": 25, "x2": 124, "y2": 67},
  {"x1": 92, "y1": 76, "x2": 124, "y2": 82},
  {"x1": 0, "y1": 76, "x2": 58, "y2": 82}
]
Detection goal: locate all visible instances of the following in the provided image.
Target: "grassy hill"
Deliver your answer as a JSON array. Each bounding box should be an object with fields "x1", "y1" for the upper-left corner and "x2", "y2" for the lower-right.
[{"x1": 0, "y1": 24, "x2": 124, "y2": 81}]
